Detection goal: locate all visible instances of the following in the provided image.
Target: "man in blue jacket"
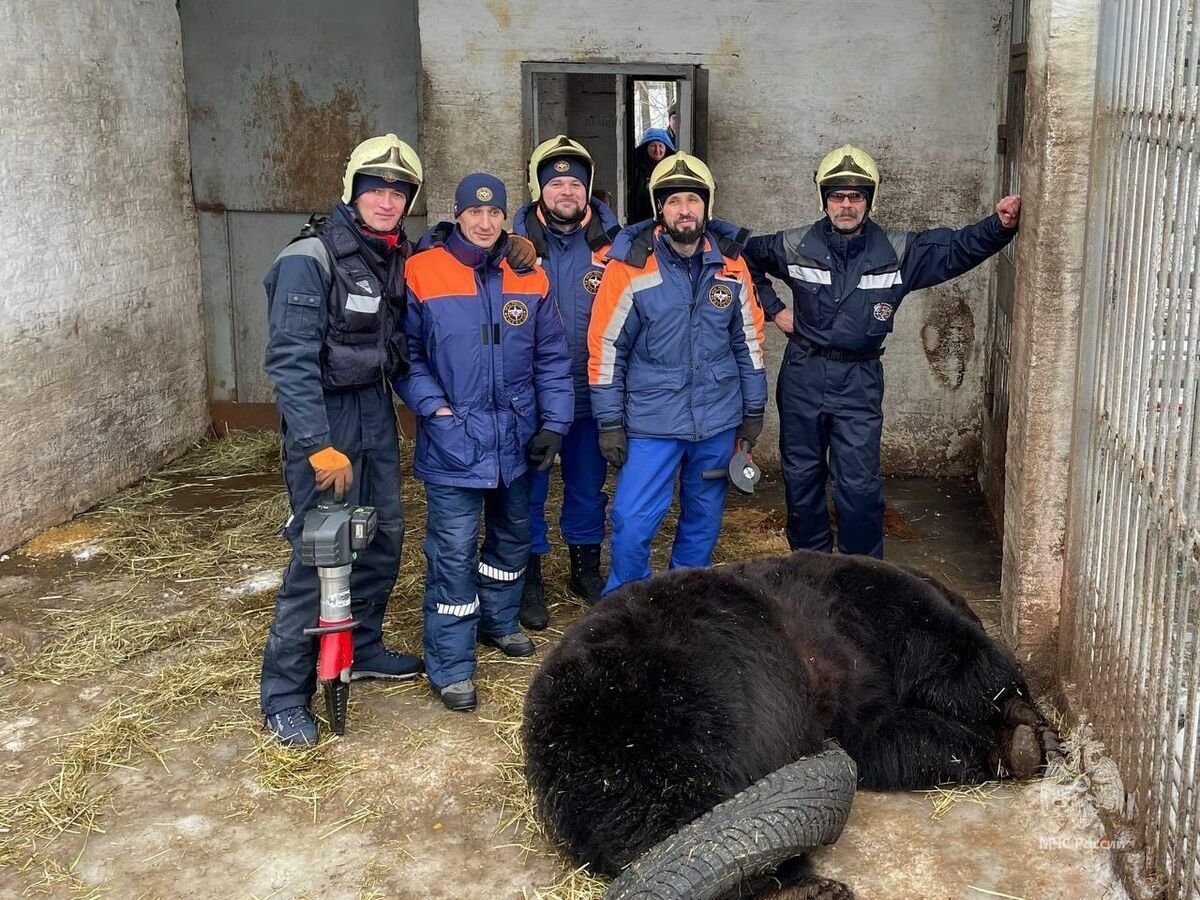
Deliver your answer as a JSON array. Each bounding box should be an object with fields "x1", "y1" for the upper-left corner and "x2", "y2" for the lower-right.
[
  {"x1": 261, "y1": 134, "x2": 426, "y2": 746},
  {"x1": 512, "y1": 136, "x2": 621, "y2": 626},
  {"x1": 745, "y1": 144, "x2": 1021, "y2": 559},
  {"x1": 399, "y1": 174, "x2": 572, "y2": 712},
  {"x1": 588, "y1": 153, "x2": 767, "y2": 594}
]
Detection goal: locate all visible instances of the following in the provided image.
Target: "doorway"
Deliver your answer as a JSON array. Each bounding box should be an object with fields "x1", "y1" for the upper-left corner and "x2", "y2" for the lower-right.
[{"x1": 522, "y1": 62, "x2": 707, "y2": 225}]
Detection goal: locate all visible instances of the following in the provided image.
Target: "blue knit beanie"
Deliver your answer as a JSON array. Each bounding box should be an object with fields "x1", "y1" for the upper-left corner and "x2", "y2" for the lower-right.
[
  {"x1": 537, "y1": 156, "x2": 590, "y2": 190},
  {"x1": 454, "y1": 173, "x2": 507, "y2": 217},
  {"x1": 352, "y1": 173, "x2": 415, "y2": 204}
]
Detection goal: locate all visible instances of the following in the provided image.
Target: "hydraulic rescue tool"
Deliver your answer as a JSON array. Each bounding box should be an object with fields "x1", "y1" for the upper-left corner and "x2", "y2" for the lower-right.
[
  {"x1": 702, "y1": 438, "x2": 762, "y2": 495},
  {"x1": 300, "y1": 493, "x2": 377, "y2": 735}
]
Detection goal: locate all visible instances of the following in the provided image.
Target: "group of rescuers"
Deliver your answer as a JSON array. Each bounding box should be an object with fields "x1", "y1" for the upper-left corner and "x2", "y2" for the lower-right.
[{"x1": 262, "y1": 130, "x2": 1022, "y2": 746}]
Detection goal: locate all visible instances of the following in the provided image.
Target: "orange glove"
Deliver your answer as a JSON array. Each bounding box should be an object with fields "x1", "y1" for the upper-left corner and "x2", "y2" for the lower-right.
[{"x1": 309, "y1": 447, "x2": 353, "y2": 495}]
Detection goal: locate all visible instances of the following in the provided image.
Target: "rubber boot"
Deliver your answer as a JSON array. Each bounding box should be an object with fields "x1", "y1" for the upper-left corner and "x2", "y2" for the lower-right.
[
  {"x1": 519, "y1": 553, "x2": 549, "y2": 631},
  {"x1": 568, "y1": 544, "x2": 604, "y2": 605}
]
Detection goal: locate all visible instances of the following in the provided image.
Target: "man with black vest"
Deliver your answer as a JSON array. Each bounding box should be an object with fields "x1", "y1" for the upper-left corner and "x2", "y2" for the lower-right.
[
  {"x1": 512, "y1": 136, "x2": 621, "y2": 626},
  {"x1": 744, "y1": 144, "x2": 1021, "y2": 560},
  {"x1": 260, "y1": 134, "x2": 427, "y2": 746}
]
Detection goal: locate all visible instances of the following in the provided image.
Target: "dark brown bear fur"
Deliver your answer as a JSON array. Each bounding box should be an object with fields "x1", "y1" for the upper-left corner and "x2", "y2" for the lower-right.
[{"x1": 521, "y1": 550, "x2": 1050, "y2": 877}]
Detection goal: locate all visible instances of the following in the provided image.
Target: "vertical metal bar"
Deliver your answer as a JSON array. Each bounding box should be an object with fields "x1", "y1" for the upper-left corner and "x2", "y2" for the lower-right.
[
  {"x1": 1170, "y1": 565, "x2": 1200, "y2": 892},
  {"x1": 615, "y1": 74, "x2": 627, "y2": 226},
  {"x1": 1128, "y1": 0, "x2": 1176, "y2": 812},
  {"x1": 1068, "y1": 0, "x2": 1200, "y2": 887}
]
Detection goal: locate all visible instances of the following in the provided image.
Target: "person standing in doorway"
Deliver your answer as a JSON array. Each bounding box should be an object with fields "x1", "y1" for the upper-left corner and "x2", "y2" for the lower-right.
[{"x1": 628, "y1": 127, "x2": 676, "y2": 224}]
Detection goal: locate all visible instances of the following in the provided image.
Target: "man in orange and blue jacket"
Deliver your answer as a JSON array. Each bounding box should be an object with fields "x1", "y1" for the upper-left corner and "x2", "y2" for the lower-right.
[
  {"x1": 588, "y1": 153, "x2": 767, "y2": 595},
  {"x1": 398, "y1": 173, "x2": 572, "y2": 712}
]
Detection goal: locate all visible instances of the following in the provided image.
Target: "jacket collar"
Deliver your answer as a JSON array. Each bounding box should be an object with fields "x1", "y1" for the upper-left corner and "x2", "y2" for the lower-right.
[
  {"x1": 446, "y1": 225, "x2": 506, "y2": 271},
  {"x1": 801, "y1": 217, "x2": 896, "y2": 269}
]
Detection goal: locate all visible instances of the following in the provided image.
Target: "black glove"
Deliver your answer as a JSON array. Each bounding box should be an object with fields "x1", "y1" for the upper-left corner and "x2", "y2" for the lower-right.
[
  {"x1": 735, "y1": 415, "x2": 764, "y2": 449},
  {"x1": 506, "y1": 233, "x2": 537, "y2": 271},
  {"x1": 526, "y1": 429, "x2": 562, "y2": 470},
  {"x1": 598, "y1": 427, "x2": 628, "y2": 468}
]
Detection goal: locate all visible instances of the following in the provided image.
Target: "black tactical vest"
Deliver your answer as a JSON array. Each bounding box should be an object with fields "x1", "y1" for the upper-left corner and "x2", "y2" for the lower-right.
[{"x1": 300, "y1": 215, "x2": 411, "y2": 390}]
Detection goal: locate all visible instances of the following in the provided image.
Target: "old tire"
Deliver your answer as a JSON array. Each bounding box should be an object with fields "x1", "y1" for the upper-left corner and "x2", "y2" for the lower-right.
[{"x1": 604, "y1": 743, "x2": 857, "y2": 900}]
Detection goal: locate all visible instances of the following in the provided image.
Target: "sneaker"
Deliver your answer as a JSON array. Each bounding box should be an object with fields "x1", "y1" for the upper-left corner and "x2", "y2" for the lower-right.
[
  {"x1": 479, "y1": 630, "x2": 535, "y2": 658},
  {"x1": 519, "y1": 554, "x2": 550, "y2": 631},
  {"x1": 264, "y1": 706, "x2": 319, "y2": 747},
  {"x1": 435, "y1": 679, "x2": 477, "y2": 712},
  {"x1": 350, "y1": 649, "x2": 425, "y2": 682}
]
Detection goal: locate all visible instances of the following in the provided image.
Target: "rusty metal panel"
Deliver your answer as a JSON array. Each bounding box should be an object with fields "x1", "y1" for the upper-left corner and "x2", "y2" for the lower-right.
[
  {"x1": 179, "y1": 0, "x2": 421, "y2": 406},
  {"x1": 1065, "y1": 0, "x2": 1200, "y2": 893},
  {"x1": 180, "y1": 0, "x2": 421, "y2": 214},
  {"x1": 227, "y1": 211, "x2": 311, "y2": 403}
]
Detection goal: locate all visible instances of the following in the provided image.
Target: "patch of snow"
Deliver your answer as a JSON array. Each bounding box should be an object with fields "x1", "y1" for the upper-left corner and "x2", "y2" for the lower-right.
[
  {"x1": 71, "y1": 543, "x2": 102, "y2": 562},
  {"x1": 223, "y1": 571, "x2": 282, "y2": 597}
]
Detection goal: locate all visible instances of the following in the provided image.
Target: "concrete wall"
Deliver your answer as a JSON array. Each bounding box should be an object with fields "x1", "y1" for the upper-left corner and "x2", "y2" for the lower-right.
[
  {"x1": 1001, "y1": 0, "x2": 1099, "y2": 687},
  {"x1": 0, "y1": 2, "x2": 207, "y2": 552},
  {"x1": 418, "y1": 0, "x2": 1009, "y2": 473}
]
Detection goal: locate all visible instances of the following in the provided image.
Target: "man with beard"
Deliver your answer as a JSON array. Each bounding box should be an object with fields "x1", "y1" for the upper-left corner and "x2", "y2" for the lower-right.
[
  {"x1": 512, "y1": 137, "x2": 621, "y2": 626},
  {"x1": 260, "y1": 134, "x2": 425, "y2": 746},
  {"x1": 588, "y1": 153, "x2": 767, "y2": 594},
  {"x1": 743, "y1": 144, "x2": 1021, "y2": 559}
]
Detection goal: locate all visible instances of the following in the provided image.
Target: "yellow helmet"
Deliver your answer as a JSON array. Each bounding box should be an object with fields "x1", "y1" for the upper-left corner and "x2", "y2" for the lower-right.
[
  {"x1": 528, "y1": 134, "x2": 594, "y2": 202},
  {"x1": 814, "y1": 144, "x2": 880, "y2": 206},
  {"x1": 648, "y1": 152, "x2": 716, "y2": 218},
  {"x1": 341, "y1": 134, "x2": 423, "y2": 206}
]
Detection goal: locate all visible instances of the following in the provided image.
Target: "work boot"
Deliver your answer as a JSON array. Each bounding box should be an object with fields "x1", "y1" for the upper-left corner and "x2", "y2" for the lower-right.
[
  {"x1": 568, "y1": 544, "x2": 604, "y2": 604},
  {"x1": 264, "y1": 706, "x2": 319, "y2": 747},
  {"x1": 435, "y1": 679, "x2": 477, "y2": 712},
  {"x1": 519, "y1": 554, "x2": 550, "y2": 631},
  {"x1": 350, "y1": 649, "x2": 425, "y2": 682},
  {"x1": 479, "y1": 630, "x2": 536, "y2": 658}
]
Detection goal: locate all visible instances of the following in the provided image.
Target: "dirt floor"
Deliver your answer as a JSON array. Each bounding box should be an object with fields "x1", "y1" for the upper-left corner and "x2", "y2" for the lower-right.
[{"x1": 0, "y1": 435, "x2": 1129, "y2": 899}]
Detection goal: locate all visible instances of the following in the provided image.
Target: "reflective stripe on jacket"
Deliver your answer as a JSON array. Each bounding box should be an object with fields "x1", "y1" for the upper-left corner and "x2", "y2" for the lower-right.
[
  {"x1": 745, "y1": 214, "x2": 1016, "y2": 352},
  {"x1": 588, "y1": 220, "x2": 766, "y2": 441}
]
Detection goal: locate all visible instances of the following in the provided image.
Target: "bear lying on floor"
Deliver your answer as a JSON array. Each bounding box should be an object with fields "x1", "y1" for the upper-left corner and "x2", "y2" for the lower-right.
[{"x1": 522, "y1": 550, "x2": 1059, "y2": 893}]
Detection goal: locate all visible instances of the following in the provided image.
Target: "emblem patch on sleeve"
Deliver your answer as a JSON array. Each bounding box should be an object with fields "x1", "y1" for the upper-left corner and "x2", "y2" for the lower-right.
[
  {"x1": 872, "y1": 302, "x2": 894, "y2": 321},
  {"x1": 582, "y1": 269, "x2": 603, "y2": 294},
  {"x1": 709, "y1": 284, "x2": 734, "y2": 309},
  {"x1": 503, "y1": 299, "x2": 530, "y2": 326}
]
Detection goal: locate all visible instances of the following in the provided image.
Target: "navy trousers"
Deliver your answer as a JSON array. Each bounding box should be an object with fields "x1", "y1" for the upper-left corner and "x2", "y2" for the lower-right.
[
  {"x1": 421, "y1": 475, "x2": 532, "y2": 688},
  {"x1": 777, "y1": 343, "x2": 885, "y2": 558},
  {"x1": 528, "y1": 416, "x2": 608, "y2": 553},
  {"x1": 261, "y1": 383, "x2": 404, "y2": 715}
]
